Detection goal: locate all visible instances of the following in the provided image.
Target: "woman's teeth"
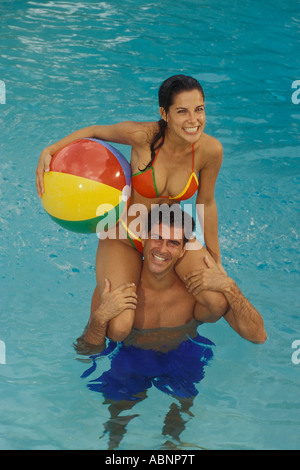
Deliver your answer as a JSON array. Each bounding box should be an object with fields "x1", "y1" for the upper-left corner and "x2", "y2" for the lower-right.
[{"x1": 184, "y1": 126, "x2": 199, "y2": 134}]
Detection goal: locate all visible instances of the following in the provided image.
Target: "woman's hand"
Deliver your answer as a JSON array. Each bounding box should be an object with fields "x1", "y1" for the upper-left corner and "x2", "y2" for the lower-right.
[{"x1": 35, "y1": 147, "x2": 53, "y2": 198}]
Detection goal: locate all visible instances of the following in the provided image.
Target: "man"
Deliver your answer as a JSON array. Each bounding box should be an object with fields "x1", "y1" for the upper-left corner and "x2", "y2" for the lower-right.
[
  {"x1": 77, "y1": 206, "x2": 266, "y2": 450},
  {"x1": 81, "y1": 206, "x2": 267, "y2": 348}
]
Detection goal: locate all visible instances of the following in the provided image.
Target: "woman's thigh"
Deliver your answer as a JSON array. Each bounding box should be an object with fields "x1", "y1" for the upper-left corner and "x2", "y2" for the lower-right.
[
  {"x1": 95, "y1": 238, "x2": 143, "y2": 293},
  {"x1": 175, "y1": 238, "x2": 212, "y2": 277},
  {"x1": 94, "y1": 239, "x2": 143, "y2": 341}
]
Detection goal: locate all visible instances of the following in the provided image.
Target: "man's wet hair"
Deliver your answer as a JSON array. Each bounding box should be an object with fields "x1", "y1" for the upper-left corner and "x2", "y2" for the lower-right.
[{"x1": 146, "y1": 204, "x2": 195, "y2": 247}]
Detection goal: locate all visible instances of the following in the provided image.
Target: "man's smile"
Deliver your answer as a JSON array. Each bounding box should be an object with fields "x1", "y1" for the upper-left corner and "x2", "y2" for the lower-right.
[{"x1": 151, "y1": 252, "x2": 169, "y2": 263}]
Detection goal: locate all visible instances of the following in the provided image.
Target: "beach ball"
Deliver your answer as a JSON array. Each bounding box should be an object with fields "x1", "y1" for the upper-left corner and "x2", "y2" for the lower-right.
[{"x1": 41, "y1": 138, "x2": 131, "y2": 233}]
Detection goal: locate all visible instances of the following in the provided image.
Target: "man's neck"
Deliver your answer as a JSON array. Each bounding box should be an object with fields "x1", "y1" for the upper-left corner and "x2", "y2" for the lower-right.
[{"x1": 140, "y1": 264, "x2": 179, "y2": 291}]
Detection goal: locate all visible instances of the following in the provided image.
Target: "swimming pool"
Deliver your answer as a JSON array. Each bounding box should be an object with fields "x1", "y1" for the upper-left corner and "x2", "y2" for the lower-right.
[{"x1": 0, "y1": 0, "x2": 299, "y2": 450}]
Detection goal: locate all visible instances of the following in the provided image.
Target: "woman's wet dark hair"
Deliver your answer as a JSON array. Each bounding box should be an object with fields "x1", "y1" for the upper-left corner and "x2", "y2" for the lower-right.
[{"x1": 144, "y1": 75, "x2": 204, "y2": 171}]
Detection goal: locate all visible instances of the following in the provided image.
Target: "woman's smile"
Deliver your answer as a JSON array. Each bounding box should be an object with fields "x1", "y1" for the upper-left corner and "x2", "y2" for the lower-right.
[{"x1": 183, "y1": 125, "x2": 200, "y2": 135}]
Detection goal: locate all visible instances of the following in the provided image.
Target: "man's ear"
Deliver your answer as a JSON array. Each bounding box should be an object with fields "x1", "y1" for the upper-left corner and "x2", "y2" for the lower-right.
[
  {"x1": 159, "y1": 107, "x2": 167, "y2": 122},
  {"x1": 178, "y1": 245, "x2": 186, "y2": 260}
]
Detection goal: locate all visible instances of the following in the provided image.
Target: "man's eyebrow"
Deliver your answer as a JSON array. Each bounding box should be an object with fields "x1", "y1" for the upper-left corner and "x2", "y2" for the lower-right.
[{"x1": 150, "y1": 233, "x2": 181, "y2": 242}]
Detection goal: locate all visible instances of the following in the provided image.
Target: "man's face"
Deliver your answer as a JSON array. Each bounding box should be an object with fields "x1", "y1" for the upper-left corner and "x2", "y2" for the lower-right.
[{"x1": 142, "y1": 222, "x2": 186, "y2": 276}]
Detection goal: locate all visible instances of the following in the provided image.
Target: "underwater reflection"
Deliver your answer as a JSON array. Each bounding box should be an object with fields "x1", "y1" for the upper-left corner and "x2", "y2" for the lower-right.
[{"x1": 78, "y1": 326, "x2": 214, "y2": 450}]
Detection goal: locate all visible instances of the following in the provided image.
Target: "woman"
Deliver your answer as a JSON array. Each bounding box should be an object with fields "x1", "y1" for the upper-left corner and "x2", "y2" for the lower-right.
[{"x1": 36, "y1": 75, "x2": 227, "y2": 341}]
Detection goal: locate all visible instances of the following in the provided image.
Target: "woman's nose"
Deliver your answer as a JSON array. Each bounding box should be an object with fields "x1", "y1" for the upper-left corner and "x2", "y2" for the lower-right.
[{"x1": 187, "y1": 111, "x2": 197, "y2": 123}]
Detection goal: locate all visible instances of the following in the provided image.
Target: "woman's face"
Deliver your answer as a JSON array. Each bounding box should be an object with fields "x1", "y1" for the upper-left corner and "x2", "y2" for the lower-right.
[{"x1": 160, "y1": 89, "x2": 206, "y2": 144}]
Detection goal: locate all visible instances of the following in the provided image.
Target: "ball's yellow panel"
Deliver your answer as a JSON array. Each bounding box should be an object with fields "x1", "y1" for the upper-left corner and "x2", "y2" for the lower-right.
[{"x1": 42, "y1": 171, "x2": 122, "y2": 221}]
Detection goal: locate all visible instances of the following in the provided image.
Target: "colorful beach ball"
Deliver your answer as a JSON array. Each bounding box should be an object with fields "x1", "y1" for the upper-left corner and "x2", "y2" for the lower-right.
[{"x1": 41, "y1": 138, "x2": 131, "y2": 233}]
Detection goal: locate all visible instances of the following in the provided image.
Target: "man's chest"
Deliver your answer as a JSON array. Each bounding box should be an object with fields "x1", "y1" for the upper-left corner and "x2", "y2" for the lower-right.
[{"x1": 134, "y1": 284, "x2": 195, "y2": 329}]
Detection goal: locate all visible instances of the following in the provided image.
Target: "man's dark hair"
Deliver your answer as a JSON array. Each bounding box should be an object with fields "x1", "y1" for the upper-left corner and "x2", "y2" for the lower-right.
[{"x1": 146, "y1": 204, "x2": 195, "y2": 247}]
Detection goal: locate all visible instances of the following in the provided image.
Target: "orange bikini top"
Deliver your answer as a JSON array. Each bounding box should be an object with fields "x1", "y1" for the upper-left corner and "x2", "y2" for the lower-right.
[{"x1": 131, "y1": 144, "x2": 199, "y2": 201}]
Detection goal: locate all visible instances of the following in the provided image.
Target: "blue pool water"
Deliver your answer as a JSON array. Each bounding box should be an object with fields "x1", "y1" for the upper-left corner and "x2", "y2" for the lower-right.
[{"x1": 0, "y1": 0, "x2": 299, "y2": 450}]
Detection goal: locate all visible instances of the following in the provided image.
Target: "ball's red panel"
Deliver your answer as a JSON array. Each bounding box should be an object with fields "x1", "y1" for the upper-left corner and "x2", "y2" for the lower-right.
[{"x1": 50, "y1": 139, "x2": 126, "y2": 191}]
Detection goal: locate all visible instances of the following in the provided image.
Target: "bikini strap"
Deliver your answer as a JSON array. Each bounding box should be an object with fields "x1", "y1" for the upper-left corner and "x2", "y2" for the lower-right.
[
  {"x1": 152, "y1": 146, "x2": 160, "y2": 166},
  {"x1": 192, "y1": 143, "x2": 195, "y2": 171}
]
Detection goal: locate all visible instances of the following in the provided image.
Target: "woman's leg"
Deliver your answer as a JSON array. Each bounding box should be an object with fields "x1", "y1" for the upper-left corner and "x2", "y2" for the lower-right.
[
  {"x1": 175, "y1": 239, "x2": 228, "y2": 322},
  {"x1": 94, "y1": 238, "x2": 143, "y2": 342}
]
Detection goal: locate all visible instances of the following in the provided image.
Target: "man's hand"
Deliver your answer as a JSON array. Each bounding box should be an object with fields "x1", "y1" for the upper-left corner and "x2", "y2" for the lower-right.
[
  {"x1": 94, "y1": 279, "x2": 138, "y2": 323},
  {"x1": 84, "y1": 279, "x2": 138, "y2": 346},
  {"x1": 184, "y1": 256, "x2": 230, "y2": 296}
]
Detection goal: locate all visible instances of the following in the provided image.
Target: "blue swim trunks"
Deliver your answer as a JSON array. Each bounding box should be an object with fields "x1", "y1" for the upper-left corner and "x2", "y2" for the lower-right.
[{"x1": 81, "y1": 333, "x2": 215, "y2": 402}]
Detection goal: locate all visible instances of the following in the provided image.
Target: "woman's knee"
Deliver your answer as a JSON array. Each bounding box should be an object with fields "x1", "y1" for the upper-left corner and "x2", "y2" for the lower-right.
[
  {"x1": 197, "y1": 290, "x2": 228, "y2": 322},
  {"x1": 107, "y1": 311, "x2": 135, "y2": 342}
]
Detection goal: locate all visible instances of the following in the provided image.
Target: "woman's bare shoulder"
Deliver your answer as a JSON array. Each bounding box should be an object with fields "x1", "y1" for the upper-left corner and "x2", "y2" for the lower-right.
[
  {"x1": 197, "y1": 133, "x2": 223, "y2": 166},
  {"x1": 125, "y1": 121, "x2": 159, "y2": 146},
  {"x1": 201, "y1": 133, "x2": 223, "y2": 152}
]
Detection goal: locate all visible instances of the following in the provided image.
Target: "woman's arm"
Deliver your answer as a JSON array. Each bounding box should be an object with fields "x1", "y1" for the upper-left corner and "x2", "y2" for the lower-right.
[
  {"x1": 35, "y1": 121, "x2": 151, "y2": 197},
  {"x1": 198, "y1": 198, "x2": 221, "y2": 265},
  {"x1": 196, "y1": 139, "x2": 223, "y2": 267}
]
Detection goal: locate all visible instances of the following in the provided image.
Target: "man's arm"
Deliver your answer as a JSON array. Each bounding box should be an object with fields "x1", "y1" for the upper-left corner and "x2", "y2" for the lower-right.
[
  {"x1": 185, "y1": 257, "x2": 267, "y2": 344},
  {"x1": 84, "y1": 308, "x2": 109, "y2": 346},
  {"x1": 219, "y1": 280, "x2": 267, "y2": 344},
  {"x1": 82, "y1": 279, "x2": 138, "y2": 346}
]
